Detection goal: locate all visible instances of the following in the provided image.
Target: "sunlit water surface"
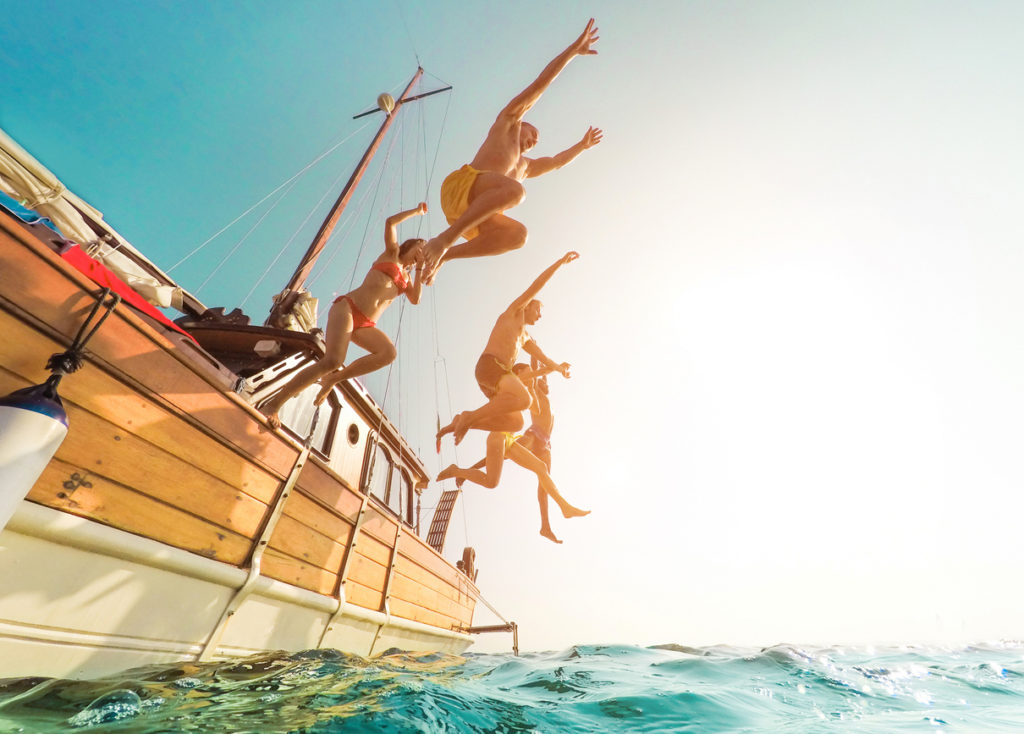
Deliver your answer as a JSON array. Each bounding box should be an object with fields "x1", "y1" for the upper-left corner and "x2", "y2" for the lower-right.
[{"x1": 1, "y1": 643, "x2": 1023, "y2": 732}]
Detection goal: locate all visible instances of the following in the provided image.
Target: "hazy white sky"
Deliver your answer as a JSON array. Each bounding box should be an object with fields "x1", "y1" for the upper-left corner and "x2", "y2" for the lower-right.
[{"x1": 3, "y1": 1, "x2": 1023, "y2": 653}]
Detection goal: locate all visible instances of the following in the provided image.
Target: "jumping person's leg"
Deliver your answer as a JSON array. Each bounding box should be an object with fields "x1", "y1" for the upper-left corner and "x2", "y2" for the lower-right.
[
  {"x1": 506, "y1": 442, "x2": 588, "y2": 520},
  {"x1": 437, "y1": 373, "x2": 531, "y2": 444},
  {"x1": 422, "y1": 172, "x2": 526, "y2": 280},
  {"x1": 531, "y1": 443, "x2": 559, "y2": 543},
  {"x1": 440, "y1": 214, "x2": 527, "y2": 263},
  {"x1": 314, "y1": 326, "x2": 396, "y2": 404},
  {"x1": 437, "y1": 431, "x2": 507, "y2": 488},
  {"x1": 262, "y1": 299, "x2": 354, "y2": 427}
]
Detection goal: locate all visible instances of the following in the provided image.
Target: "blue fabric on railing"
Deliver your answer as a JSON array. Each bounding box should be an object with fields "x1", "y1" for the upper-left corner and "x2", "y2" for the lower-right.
[{"x1": 0, "y1": 190, "x2": 64, "y2": 237}]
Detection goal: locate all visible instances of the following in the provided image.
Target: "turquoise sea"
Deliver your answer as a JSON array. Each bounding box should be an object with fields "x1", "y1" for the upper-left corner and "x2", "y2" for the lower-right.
[{"x1": 1, "y1": 643, "x2": 1023, "y2": 732}]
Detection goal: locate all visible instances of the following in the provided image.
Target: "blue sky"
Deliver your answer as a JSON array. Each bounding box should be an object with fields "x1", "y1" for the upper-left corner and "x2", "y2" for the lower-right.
[{"x1": 4, "y1": 1, "x2": 1024, "y2": 653}]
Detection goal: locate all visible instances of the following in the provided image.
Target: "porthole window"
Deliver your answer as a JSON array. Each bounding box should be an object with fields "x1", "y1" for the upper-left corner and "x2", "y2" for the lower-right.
[{"x1": 347, "y1": 423, "x2": 360, "y2": 445}]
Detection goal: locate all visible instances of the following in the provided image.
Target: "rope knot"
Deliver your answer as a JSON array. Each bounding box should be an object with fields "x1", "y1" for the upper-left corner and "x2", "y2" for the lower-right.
[{"x1": 46, "y1": 350, "x2": 85, "y2": 375}]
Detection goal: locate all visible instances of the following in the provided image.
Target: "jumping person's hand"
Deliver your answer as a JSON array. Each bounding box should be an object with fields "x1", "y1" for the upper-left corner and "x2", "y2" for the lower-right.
[
  {"x1": 559, "y1": 251, "x2": 579, "y2": 266},
  {"x1": 571, "y1": 19, "x2": 600, "y2": 56},
  {"x1": 557, "y1": 362, "x2": 571, "y2": 378},
  {"x1": 416, "y1": 202, "x2": 428, "y2": 215},
  {"x1": 580, "y1": 126, "x2": 603, "y2": 149}
]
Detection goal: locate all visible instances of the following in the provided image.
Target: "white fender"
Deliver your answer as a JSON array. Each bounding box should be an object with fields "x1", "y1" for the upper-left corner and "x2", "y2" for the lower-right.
[{"x1": 0, "y1": 382, "x2": 68, "y2": 531}]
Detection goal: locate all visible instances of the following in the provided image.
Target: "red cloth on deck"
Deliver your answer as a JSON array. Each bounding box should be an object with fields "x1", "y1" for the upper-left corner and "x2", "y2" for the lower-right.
[{"x1": 60, "y1": 245, "x2": 198, "y2": 344}]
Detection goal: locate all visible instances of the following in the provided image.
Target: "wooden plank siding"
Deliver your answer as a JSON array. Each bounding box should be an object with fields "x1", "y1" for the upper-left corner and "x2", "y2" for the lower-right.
[
  {"x1": 277, "y1": 490, "x2": 354, "y2": 546},
  {"x1": 388, "y1": 598, "x2": 469, "y2": 631},
  {"x1": 392, "y1": 554, "x2": 476, "y2": 617},
  {"x1": 266, "y1": 514, "x2": 348, "y2": 575},
  {"x1": 260, "y1": 460, "x2": 358, "y2": 594},
  {"x1": 0, "y1": 367, "x2": 263, "y2": 562},
  {"x1": 390, "y1": 572, "x2": 474, "y2": 628},
  {"x1": 359, "y1": 506, "x2": 400, "y2": 550},
  {"x1": 292, "y1": 461, "x2": 364, "y2": 522},
  {"x1": 0, "y1": 224, "x2": 298, "y2": 480},
  {"x1": 344, "y1": 578, "x2": 386, "y2": 611},
  {"x1": 32, "y1": 457, "x2": 253, "y2": 564},
  {"x1": 391, "y1": 532, "x2": 477, "y2": 629},
  {"x1": 397, "y1": 530, "x2": 479, "y2": 597},
  {"x1": 260, "y1": 549, "x2": 338, "y2": 596},
  {"x1": 0, "y1": 320, "x2": 282, "y2": 506}
]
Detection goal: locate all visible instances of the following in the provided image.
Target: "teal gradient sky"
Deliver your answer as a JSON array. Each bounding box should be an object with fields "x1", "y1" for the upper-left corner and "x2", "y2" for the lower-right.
[{"x1": 3, "y1": 1, "x2": 1024, "y2": 653}]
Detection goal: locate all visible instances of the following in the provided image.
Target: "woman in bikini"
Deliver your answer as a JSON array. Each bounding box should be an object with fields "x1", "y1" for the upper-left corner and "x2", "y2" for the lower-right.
[{"x1": 261, "y1": 203, "x2": 427, "y2": 429}]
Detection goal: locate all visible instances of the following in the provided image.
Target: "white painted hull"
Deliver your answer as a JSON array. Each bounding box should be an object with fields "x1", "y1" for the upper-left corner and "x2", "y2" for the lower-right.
[{"x1": 0, "y1": 503, "x2": 471, "y2": 680}]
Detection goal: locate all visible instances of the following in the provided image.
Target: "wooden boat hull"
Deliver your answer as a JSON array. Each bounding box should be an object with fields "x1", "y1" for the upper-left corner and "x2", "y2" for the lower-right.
[{"x1": 0, "y1": 215, "x2": 477, "y2": 679}]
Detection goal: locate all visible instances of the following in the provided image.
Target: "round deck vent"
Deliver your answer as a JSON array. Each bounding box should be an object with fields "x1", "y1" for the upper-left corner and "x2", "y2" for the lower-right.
[{"x1": 347, "y1": 423, "x2": 360, "y2": 445}]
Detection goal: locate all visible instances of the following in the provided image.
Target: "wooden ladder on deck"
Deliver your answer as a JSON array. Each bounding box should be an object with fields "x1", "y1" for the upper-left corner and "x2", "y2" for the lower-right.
[{"x1": 426, "y1": 489, "x2": 459, "y2": 553}]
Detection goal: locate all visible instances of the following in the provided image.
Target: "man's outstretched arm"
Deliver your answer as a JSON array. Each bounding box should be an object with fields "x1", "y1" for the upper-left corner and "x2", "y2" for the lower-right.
[
  {"x1": 508, "y1": 251, "x2": 579, "y2": 312},
  {"x1": 519, "y1": 364, "x2": 558, "y2": 379},
  {"x1": 500, "y1": 19, "x2": 599, "y2": 121},
  {"x1": 523, "y1": 340, "x2": 570, "y2": 378},
  {"x1": 525, "y1": 127, "x2": 603, "y2": 179}
]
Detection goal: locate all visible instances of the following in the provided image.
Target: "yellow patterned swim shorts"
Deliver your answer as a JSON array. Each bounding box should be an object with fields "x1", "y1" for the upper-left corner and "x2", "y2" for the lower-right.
[{"x1": 439, "y1": 164, "x2": 482, "y2": 240}]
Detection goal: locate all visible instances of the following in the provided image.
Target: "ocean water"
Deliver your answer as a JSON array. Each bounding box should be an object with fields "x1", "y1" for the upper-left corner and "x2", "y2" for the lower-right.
[{"x1": 1, "y1": 643, "x2": 1023, "y2": 732}]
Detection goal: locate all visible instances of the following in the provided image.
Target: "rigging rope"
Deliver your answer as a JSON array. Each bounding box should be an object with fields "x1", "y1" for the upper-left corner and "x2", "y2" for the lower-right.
[
  {"x1": 195, "y1": 178, "x2": 299, "y2": 296},
  {"x1": 167, "y1": 120, "x2": 373, "y2": 273},
  {"x1": 238, "y1": 162, "x2": 353, "y2": 310},
  {"x1": 392, "y1": 0, "x2": 421, "y2": 66},
  {"x1": 475, "y1": 589, "x2": 511, "y2": 626},
  {"x1": 237, "y1": 106, "x2": 409, "y2": 310},
  {"x1": 305, "y1": 132, "x2": 402, "y2": 292},
  {"x1": 344, "y1": 115, "x2": 407, "y2": 291}
]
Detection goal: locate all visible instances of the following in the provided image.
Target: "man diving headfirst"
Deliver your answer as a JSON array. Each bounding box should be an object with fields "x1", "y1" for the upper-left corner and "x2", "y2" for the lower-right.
[
  {"x1": 436, "y1": 251, "x2": 577, "y2": 446},
  {"x1": 420, "y1": 19, "x2": 603, "y2": 282}
]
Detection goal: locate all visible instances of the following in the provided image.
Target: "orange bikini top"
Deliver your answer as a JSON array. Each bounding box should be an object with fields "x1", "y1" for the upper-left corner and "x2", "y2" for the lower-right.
[{"x1": 372, "y1": 261, "x2": 410, "y2": 293}]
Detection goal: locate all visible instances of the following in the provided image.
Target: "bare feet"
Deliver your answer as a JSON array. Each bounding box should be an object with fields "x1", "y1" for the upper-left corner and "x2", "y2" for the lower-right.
[
  {"x1": 452, "y1": 413, "x2": 472, "y2": 445},
  {"x1": 540, "y1": 526, "x2": 563, "y2": 544},
  {"x1": 421, "y1": 235, "x2": 453, "y2": 284},
  {"x1": 258, "y1": 397, "x2": 283, "y2": 430},
  {"x1": 436, "y1": 415, "x2": 457, "y2": 441},
  {"x1": 262, "y1": 409, "x2": 282, "y2": 431},
  {"x1": 560, "y1": 504, "x2": 590, "y2": 519},
  {"x1": 437, "y1": 463, "x2": 460, "y2": 482},
  {"x1": 437, "y1": 412, "x2": 471, "y2": 446}
]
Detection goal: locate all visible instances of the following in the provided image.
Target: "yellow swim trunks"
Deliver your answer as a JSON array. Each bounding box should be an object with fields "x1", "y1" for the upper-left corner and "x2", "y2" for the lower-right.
[
  {"x1": 439, "y1": 164, "x2": 482, "y2": 240},
  {"x1": 503, "y1": 431, "x2": 522, "y2": 455}
]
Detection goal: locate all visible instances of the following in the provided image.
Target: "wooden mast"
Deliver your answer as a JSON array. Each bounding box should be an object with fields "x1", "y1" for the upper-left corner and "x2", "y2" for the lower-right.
[{"x1": 266, "y1": 67, "x2": 425, "y2": 328}]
